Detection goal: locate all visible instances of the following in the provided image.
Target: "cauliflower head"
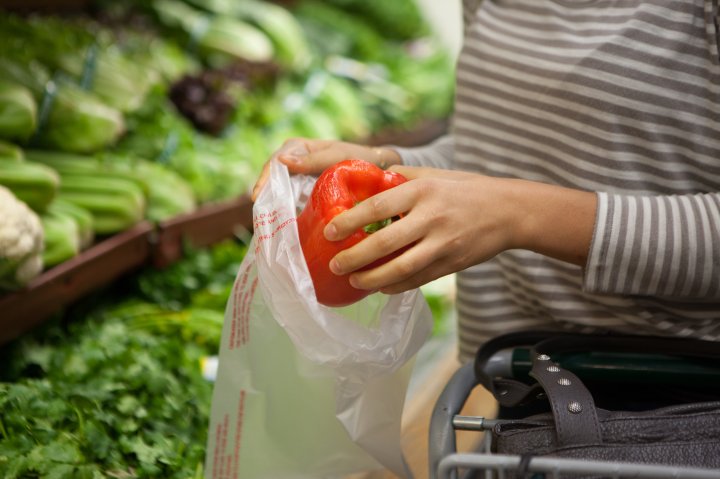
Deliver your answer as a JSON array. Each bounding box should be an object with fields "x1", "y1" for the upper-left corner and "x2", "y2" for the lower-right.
[{"x1": 0, "y1": 185, "x2": 44, "y2": 289}]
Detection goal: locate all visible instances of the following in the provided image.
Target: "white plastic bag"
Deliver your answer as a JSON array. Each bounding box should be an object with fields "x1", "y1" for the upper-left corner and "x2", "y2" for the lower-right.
[{"x1": 205, "y1": 151, "x2": 432, "y2": 479}]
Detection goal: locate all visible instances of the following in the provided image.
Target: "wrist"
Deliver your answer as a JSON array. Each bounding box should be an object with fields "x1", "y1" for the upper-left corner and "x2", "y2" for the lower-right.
[
  {"x1": 506, "y1": 179, "x2": 597, "y2": 266},
  {"x1": 498, "y1": 178, "x2": 534, "y2": 251}
]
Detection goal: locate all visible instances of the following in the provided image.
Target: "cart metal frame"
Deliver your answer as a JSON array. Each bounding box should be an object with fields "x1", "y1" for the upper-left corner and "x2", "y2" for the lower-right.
[{"x1": 429, "y1": 361, "x2": 720, "y2": 479}]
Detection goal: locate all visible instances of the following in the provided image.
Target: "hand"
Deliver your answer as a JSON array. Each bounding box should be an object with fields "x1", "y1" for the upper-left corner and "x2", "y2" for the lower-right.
[
  {"x1": 323, "y1": 166, "x2": 597, "y2": 294},
  {"x1": 251, "y1": 138, "x2": 402, "y2": 201}
]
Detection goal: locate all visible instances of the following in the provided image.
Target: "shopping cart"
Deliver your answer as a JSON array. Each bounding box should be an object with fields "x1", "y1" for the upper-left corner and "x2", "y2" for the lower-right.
[{"x1": 428, "y1": 332, "x2": 720, "y2": 479}]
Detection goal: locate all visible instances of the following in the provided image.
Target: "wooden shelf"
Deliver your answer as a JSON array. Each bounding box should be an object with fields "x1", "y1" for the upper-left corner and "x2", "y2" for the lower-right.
[
  {"x1": 0, "y1": 221, "x2": 154, "y2": 345},
  {"x1": 0, "y1": 196, "x2": 255, "y2": 346},
  {"x1": 152, "y1": 195, "x2": 253, "y2": 269}
]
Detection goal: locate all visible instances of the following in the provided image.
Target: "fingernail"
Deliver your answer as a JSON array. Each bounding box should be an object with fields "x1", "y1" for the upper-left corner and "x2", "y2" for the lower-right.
[
  {"x1": 349, "y1": 275, "x2": 360, "y2": 289},
  {"x1": 324, "y1": 223, "x2": 337, "y2": 240},
  {"x1": 329, "y1": 258, "x2": 342, "y2": 275}
]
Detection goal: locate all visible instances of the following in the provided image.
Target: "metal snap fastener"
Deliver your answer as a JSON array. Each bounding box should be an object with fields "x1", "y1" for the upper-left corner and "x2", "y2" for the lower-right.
[
  {"x1": 546, "y1": 365, "x2": 560, "y2": 373},
  {"x1": 568, "y1": 401, "x2": 583, "y2": 414},
  {"x1": 558, "y1": 378, "x2": 572, "y2": 386},
  {"x1": 537, "y1": 354, "x2": 551, "y2": 361}
]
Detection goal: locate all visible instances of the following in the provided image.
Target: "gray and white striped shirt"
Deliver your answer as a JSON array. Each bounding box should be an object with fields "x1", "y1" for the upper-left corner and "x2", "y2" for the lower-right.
[{"x1": 398, "y1": 0, "x2": 720, "y2": 361}]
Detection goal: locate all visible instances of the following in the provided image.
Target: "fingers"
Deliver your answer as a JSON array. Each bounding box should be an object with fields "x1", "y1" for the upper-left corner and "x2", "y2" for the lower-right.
[
  {"x1": 253, "y1": 139, "x2": 426, "y2": 202},
  {"x1": 252, "y1": 138, "x2": 332, "y2": 201},
  {"x1": 376, "y1": 260, "x2": 453, "y2": 295},
  {"x1": 329, "y1": 214, "x2": 425, "y2": 277},
  {"x1": 306, "y1": 147, "x2": 356, "y2": 168},
  {"x1": 349, "y1": 239, "x2": 448, "y2": 292},
  {"x1": 284, "y1": 137, "x2": 335, "y2": 154},
  {"x1": 327, "y1": 182, "x2": 432, "y2": 279},
  {"x1": 325, "y1": 182, "x2": 417, "y2": 242},
  {"x1": 277, "y1": 148, "x2": 333, "y2": 175},
  {"x1": 279, "y1": 141, "x2": 371, "y2": 176},
  {"x1": 275, "y1": 138, "x2": 314, "y2": 174}
]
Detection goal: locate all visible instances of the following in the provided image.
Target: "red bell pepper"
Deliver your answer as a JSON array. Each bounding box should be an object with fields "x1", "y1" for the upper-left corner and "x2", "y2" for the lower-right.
[{"x1": 297, "y1": 159, "x2": 407, "y2": 307}]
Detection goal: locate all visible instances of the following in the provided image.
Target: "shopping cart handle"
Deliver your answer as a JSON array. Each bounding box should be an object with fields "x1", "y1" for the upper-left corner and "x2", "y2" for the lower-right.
[{"x1": 429, "y1": 362, "x2": 478, "y2": 479}]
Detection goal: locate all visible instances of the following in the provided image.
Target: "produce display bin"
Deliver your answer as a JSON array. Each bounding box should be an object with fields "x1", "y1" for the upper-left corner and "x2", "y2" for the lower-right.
[
  {"x1": 0, "y1": 195, "x2": 259, "y2": 345},
  {"x1": 152, "y1": 195, "x2": 254, "y2": 269},
  {"x1": 0, "y1": 221, "x2": 154, "y2": 346}
]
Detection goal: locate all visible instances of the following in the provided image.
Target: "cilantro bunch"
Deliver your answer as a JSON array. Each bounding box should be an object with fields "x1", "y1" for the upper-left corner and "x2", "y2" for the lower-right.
[
  {"x1": 0, "y1": 315, "x2": 210, "y2": 478},
  {"x1": 0, "y1": 240, "x2": 248, "y2": 478}
]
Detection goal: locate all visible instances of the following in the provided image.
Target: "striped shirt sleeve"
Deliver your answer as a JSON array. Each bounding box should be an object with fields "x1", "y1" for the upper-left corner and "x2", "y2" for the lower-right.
[
  {"x1": 462, "y1": 0, "x2": 482, "y2": 30},
  {"x1": 392, "y1": 134, "x2": 455, "y2": 169},
  {"x1": 584, "y1": 192, "x2": 720, "y2": 299}
]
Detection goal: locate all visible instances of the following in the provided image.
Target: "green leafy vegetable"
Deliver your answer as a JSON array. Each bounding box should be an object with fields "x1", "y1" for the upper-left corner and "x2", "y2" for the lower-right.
[
  {"x1": 0, "y1": 14, "x2": 160, "y2": 114},
  {"x1": 114, "y1": 89, "x2": 253, "y2": 203},
  {"x1": 0, "y1": 58, "x2": 125, "y2": 154},
  {"x1": 151, "y1": 0, "x2": 274, "y2": 67},
  {"x1": 0, "y1": 160, "x2": 60, "y2": 214},
  {"x1": 294, "y1": 1, "x2": 386, "y2": 61},
  {"x1": 0, "y1": 81, "x2": 37, "y2": 142},
  {"x1": 319, "y1": 0, "x2": 429, "y2": 41},
  {"x1": 41, "y1": 209, "x2": 82, "y2": 268},
  {"x1": 0, "y1": 240, "x2": 248, "y2": 479},
  {"x1": 0, "y1": 317, "x2": 213, "y2": 478},
  {"x1": 135, "y1": 240, "x2": 247, "y2": 309},
  {"x1": 46, "y1": 199, "x2": 94, "y2": 250},
  {"x1": 231, "y1": 0, "x2": 313, "y2": 71},
  {"x1": 0, "y1": 140, "x2": 24, "y2": 162}
]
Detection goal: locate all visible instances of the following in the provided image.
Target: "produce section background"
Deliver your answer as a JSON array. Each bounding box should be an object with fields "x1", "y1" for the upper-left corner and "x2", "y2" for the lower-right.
[{"x1": 0, "y1": 1, "x2": 477, "y2": 478}]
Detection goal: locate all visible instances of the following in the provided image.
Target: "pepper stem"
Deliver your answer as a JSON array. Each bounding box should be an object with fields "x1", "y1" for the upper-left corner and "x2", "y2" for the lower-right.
[
  {"x1": 364, "y1": 218, "x2": 392, "y2": 234},
  {"x1": 355, "y1": 200, "x2": 398, "y2": 234}
]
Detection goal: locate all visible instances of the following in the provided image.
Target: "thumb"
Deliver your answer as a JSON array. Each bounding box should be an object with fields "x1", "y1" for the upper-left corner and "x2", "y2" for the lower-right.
[
  {"x1": 278, "y1": 144, "x2": 349, "y2": 176},
  {"x1": 274, "y1": 138, "x2": 311, "y2": 173}
]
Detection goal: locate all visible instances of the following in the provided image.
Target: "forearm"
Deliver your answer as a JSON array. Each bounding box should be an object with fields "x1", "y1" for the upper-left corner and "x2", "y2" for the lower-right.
[
  {"x1": 490, "y1": 181, "x2": 720, "y2": 299},
  {"x1": 507, "y1": 179, "x2": 598, "y2": 267}
]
